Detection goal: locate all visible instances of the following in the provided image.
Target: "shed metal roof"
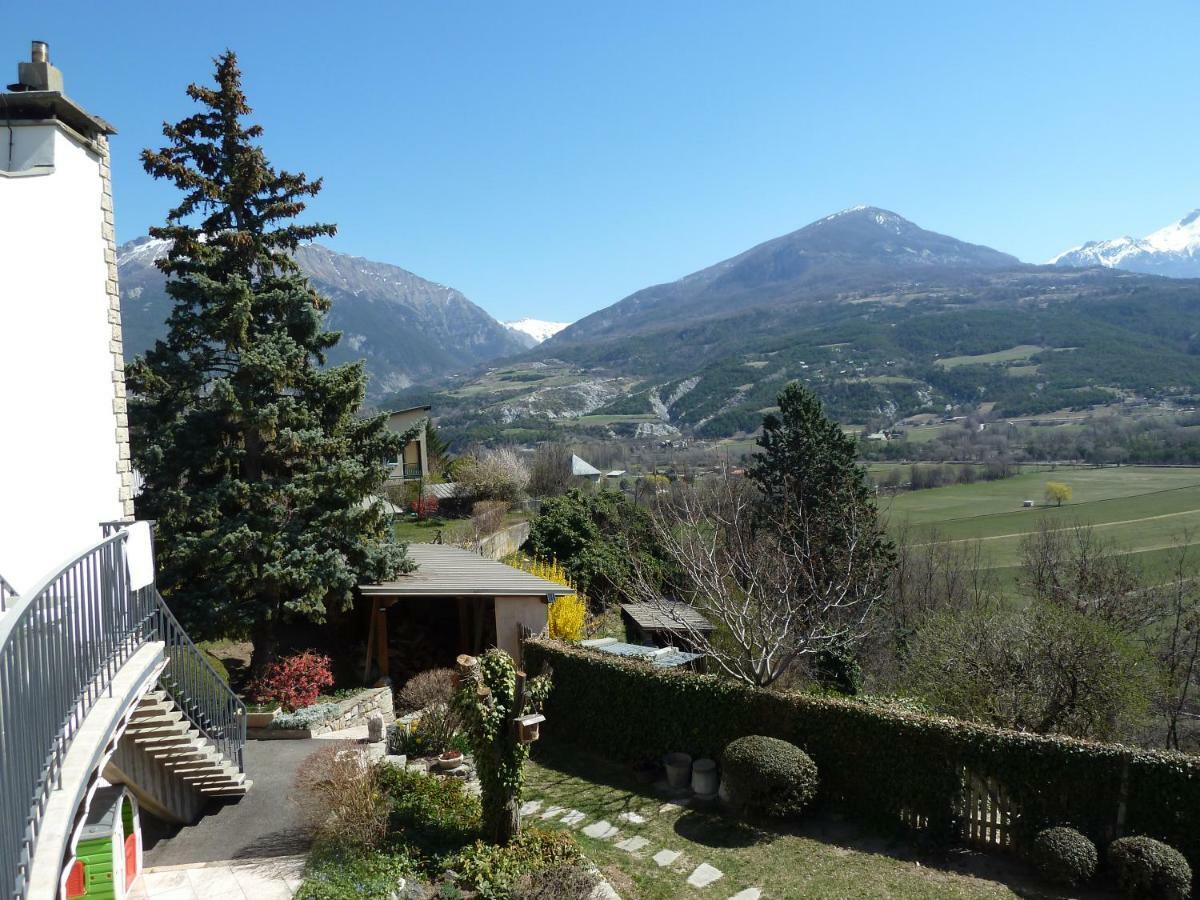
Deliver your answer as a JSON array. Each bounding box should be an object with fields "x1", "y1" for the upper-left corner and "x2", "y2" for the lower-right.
[
  {"x1": 580, "y1": 638, "x2": 702, "y2": 668},
  {"x1": 571, "y1": 455, "x2": 601, "y2": 477},
  {"x1": 425, "y1": 482, "x2": 461, "y2": 500},
  {"x1": 621, "y1": 601, "x2": 714, "y2": 632},
  {"x1": 360, "y1": 543, "x2": 573, "y2": 598}
]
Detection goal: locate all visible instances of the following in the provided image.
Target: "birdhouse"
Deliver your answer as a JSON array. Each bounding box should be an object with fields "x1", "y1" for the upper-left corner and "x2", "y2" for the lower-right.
[
  {"x1": 63, "y1": 785, "x2": 142, "y2": 899},
  {"x1": 515, "y1": 713, "x2": 545, "y2": 744}
]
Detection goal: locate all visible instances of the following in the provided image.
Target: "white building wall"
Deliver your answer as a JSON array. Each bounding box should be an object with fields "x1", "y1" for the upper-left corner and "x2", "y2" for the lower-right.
[
  {"x1": 0, "y1": 125, "x2": 125, "y2": 591},
  {"x1": 493, "y1": 595, "x2": 548, "y2": 664}
]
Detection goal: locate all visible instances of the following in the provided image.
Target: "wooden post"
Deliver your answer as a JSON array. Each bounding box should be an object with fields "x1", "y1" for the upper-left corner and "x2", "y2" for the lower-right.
[
  {"x1": 375, "y1": 605, "x2": 390, "y2": 680},
  {"x1": 361, "y1": 597, "x2": 378, "y2": 684}
]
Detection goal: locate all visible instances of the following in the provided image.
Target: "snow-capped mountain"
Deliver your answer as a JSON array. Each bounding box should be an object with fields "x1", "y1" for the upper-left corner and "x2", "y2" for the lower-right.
[
  {"x1": 1051, "y1": 210, "x2": 1200, "y2": 277},
  {"x1": 503, "y1": 318, "x2": 571, "y2": 348}
]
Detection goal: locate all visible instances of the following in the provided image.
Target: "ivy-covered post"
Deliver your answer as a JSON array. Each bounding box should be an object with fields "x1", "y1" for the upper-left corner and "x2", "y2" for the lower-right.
[{"x1": 455, "y1": 649, "x2": 551, "y2": 844}]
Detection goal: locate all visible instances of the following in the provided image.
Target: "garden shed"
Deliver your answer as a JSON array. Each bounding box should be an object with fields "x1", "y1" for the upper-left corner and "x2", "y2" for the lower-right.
[
  {"x1": 359, "y1": 544, "x2": 573, "y2": 680},
  {"x1": 620, "y1": 601, "x2": 713, "y2": 650}
]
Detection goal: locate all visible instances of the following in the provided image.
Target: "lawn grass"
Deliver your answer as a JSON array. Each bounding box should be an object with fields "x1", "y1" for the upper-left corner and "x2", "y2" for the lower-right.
[
  {"x1": 935, "y1": 344, "x2": 1046, "y2": 369},
  {"x1": 524, "y1": 744, "x2": 1098, "y2": 899},
  {"x1": 572, "y1": 414, "x2": 660, "y2": 426},
  {"x1": 882, "y1": 466, "x2": 1200, "y2": 573}
]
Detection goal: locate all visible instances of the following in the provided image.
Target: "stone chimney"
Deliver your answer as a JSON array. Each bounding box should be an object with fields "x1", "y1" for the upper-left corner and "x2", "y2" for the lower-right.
[{"x1": 8, "y1": 40, "x2": 64, "y2": 93}]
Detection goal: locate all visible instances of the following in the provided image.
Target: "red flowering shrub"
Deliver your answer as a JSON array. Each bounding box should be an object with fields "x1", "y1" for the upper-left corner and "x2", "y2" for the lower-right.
[
  {"x1": 247, "y1": 651, "x2": 334, "y2": 711},
  {"x1": 409, "y1": 495, "x2": 439, "y2": 520}
]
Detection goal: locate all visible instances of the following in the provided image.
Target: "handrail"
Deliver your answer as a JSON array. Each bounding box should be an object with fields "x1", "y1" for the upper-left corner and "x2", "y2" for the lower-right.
[
  {"x1": 0, "y1": 527, "x2": 246, "y2": 900},
  {"x1": 150, "y1": 591, "x2": 246, "y2": 773}
]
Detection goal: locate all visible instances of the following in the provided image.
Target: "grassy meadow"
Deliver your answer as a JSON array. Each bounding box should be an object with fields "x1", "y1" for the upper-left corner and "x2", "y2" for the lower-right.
[{"x1": 880, "y1": 466, "x2": 1200, "y2": 587}]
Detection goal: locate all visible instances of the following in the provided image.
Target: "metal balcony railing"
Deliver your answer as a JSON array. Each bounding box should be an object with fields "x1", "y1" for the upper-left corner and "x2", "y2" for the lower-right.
[
  {"x1": 403, "y1": 463, "x2": 422, "y2": 479},
  {"x1": 0, "y1": 527, "x2": 246, "y2": 900}
]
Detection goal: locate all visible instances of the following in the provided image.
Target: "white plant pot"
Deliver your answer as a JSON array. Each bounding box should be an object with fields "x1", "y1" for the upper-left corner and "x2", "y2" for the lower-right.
[
  {"x1": 691, "y1": 758, "x2": 718, "y2": 796},
  {"x1": 664, "y1": 752, "x2": 692, "y2": 789}
]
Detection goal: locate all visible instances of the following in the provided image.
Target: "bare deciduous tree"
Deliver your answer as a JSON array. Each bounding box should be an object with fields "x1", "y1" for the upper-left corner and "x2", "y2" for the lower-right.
[
  {"x1": 626, "y1": 478, "x2": 888, "y2": 687},
  {"x1": 1020, "y1": 519, "x2": 1162, "y2": 634},
  {"x1": 1152, "y1": 532, "x2": 1200, "y2": 750},
  {"x1": 864, "y1": 524, "x2": 999, "y2": 689},
  {"x1": 528, "y1": 443, "x2": 573, "y2": 499}
]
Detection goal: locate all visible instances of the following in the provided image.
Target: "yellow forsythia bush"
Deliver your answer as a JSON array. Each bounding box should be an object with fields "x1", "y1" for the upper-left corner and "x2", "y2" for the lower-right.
[{"x1": 506, "y1": 553, "x2": 588, "y2": 641}]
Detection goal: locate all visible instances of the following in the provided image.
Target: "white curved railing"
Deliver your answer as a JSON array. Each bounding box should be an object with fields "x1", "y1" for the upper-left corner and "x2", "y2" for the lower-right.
[{"x1": 0, "y1": 528, "x2": 245, "y2": 900}]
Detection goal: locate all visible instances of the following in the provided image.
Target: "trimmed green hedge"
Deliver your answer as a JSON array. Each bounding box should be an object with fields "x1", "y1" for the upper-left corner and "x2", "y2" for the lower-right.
[{"x1": 524, "y1": 639, "x2": 1200, "y2": 864}]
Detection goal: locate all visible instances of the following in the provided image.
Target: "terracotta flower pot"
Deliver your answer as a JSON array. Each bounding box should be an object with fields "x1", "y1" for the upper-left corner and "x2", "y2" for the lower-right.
[{"x1": 436, "y1": 750, "x2": 464, "y2": 770}]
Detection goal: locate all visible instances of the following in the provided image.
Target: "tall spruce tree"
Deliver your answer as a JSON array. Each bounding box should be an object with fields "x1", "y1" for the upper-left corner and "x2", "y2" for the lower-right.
[
  {"x1": 748, "y1": 383, "x2": 893, "y2": 688},
  {"x1": 749, "y1": 383, "x2": 876, "y2": 518},
  {"x1": 128, "y1": 52, "x2": 412, "y2": 673}
]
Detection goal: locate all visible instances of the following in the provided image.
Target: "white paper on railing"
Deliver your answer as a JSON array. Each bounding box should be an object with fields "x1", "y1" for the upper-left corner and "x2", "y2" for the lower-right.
[{"x1": 125, "y1": 521, "x2": 155, "y2": 590}]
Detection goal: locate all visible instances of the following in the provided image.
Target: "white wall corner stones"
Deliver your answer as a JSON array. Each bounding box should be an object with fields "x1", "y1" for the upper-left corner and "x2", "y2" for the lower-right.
[{"x1": 98, "y1": 135, "x2": 135, "y2": 519}]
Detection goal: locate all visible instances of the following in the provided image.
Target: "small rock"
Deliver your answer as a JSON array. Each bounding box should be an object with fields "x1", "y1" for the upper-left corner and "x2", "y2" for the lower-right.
[
  {"x1": 540, "y1": 805, "x2": 567, "y2": 820},
  {"x1": 728, "y1": 890, "x2": 761, "y2": 900},
  {"x1": 653, "y1": 849, "x2": 681, "y2": 868},
  {"x1": 618, "y1": 811, "x2": 647, "y2": 824},
  {"x1": 519, "y1": 800, "x2": 543, "y2": 816},
  {"x1": 560, "y1": 809, "x2": 587, "y2": 826},
  {"x1": 687, "y1": 863, "x2": 724, "y2": 888},
  {"x1": 582, "y1": 820, "x2": 619, "y2": 840},
  {"x1": 615, "y1": 836, "x2": 650, "y2": 853}
]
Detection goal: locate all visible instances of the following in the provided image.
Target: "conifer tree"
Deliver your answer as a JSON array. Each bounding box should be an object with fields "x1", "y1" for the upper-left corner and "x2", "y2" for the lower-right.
[
  {"x1": 128, "y1": 52, "x2": 412, "y2": 673},
  {"x1": 748, "y1": 383, "x2": 893, "y2": 686}
]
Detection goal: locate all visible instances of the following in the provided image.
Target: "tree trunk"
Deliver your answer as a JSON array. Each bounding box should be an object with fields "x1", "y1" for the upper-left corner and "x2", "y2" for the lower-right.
[
  {"x1": 249, "y1": 617, "x2": 278, "y2": 680},
  {"x1": 484, "y1": 792, "x2": 521, "y2": 845}
]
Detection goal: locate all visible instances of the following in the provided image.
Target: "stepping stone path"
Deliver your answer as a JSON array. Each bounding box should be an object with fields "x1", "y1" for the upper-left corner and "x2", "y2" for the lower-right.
[
  {"x1": 652, "y1": 849, "x2": 681, "y2": 868},
  {"x1": 687, "y1": 863, "x2": 725, "y2": 888},
  {"x1": 524, "y1": 796, "x2": 756, "y2": 896},
  {"x1": 614, "y1": 836, "x2": 650, "y2": 853},
  {"x1": 582, "y1": 820, "x2": 619, "y2": 839}
]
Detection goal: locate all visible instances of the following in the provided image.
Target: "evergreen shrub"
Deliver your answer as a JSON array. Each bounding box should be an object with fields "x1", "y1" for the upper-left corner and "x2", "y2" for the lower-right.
[
  {"x1": 1108, "y1": 836, "x2": 1192, "y2": 900},
  {"x1": 721, "y1": 735, "x2": 818, "y2": 818},
  {"x1": 524, "y1": 638, "x2": 1200, "y2": 868},
  {"x1": 1030, "y1": 826, "x2": 1097, "y2": 887}
]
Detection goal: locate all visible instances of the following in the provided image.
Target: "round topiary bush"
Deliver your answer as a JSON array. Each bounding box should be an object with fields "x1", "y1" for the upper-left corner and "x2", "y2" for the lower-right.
[
  {"x1": 720, "y1": 735, "x2": 818, "y2": 819},
  {"x1": 1030, "y1": 827, "x2": 1097, "y2": 887},
  {"x1": 1108, "y1": 836, "x2": 1192, "y2": 900}
]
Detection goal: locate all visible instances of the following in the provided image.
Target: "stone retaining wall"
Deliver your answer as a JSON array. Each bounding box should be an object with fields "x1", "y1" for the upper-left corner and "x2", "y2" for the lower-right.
[
  {"x1": 475, "y1": 520, "x2": 532, "y2": 560},
  {"x1": 250, "y1": 685, "x2": 394, "y2": 740}
]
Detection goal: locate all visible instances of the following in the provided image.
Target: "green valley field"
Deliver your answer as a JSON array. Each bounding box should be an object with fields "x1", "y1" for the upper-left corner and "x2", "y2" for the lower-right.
[{"x1": 881, "y1": 466, "x2": 1200, "y2": 588}]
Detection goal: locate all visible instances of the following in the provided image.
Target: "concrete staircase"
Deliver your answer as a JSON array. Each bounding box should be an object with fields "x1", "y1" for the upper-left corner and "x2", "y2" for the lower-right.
[{"x1": 125, "y1": 690, "x2": 251, "y2": 798}]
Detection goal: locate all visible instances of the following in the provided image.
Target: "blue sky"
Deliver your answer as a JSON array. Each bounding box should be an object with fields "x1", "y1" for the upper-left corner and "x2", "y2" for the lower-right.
[{"x1": 6, "y1": 2, "x2": 1198, "y2": 323}]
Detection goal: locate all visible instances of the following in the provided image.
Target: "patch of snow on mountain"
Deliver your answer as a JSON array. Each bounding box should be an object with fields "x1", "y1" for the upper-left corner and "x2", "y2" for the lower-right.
[
  {"x1": 504, "y1": 318, "x2": 571, "y2": 344},
  {"x1": 117, "y1": 237, "x2": 171, "y2": 267},
  {"x1": 1051, "y1": 209, "x2": 1200, "y2": 276}
]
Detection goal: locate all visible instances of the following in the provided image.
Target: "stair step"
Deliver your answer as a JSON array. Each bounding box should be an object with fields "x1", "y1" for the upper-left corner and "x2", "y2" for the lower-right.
[
  {"x1": 126, "y1": 724, "x2": 189, "y2": 734},
  {"x1": 131, "y1": 706, "x2": 183, "y2": 723}
]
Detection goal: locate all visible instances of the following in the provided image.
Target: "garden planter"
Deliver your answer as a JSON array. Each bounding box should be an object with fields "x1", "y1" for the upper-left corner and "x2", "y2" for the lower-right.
[
  {"x1": 245, "y1": 707, "x2": 281, "y2": 729},
  {"x1": 436, "y1": 750, "x2": 464, "y2": 770},
  {"x1": 664, "y1": 752, "x2": 692, "y2": 789},
  {"x1": 691, "y1": 758, "x2": 718, "y2": 797}
]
